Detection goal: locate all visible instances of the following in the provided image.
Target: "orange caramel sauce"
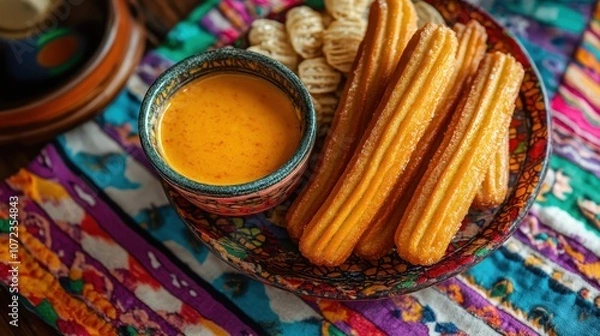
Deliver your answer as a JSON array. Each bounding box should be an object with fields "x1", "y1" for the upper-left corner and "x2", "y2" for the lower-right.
[{"x1": 159, "y1": 72, "x2": 302, "y2": 185}]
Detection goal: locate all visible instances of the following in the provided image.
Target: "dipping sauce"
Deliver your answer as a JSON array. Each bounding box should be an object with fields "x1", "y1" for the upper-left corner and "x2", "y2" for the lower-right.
[{"x1": 159, "y1": 72, "x2": 302, "y2": 185}]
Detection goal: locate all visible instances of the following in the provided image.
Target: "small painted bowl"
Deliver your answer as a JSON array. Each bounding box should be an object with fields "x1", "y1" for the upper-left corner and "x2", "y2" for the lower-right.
[{"x1": 139, "y1": 48, "x2": 317, "y2": 216}]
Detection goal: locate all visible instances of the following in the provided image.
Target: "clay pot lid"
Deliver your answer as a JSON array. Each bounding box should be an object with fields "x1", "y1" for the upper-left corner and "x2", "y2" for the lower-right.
[
  {"x1": 0, "y1": 0, "x2": 62, "y2": 36},
  {"x1": 0, "y1": 0, "x2": 145, "y2": 144}
]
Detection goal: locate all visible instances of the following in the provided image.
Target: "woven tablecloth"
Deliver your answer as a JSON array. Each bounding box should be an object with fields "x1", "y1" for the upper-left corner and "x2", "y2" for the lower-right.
[{"x1": 2, "y1": 0, "x2": 600, "y2": 334}]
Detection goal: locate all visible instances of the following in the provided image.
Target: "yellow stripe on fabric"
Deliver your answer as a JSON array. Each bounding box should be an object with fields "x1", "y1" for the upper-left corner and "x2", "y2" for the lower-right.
[
  {"x1": 563, "y1": 65, "x2": 600, "y2": 109},
  {"x1": 9, "y1": 168, "x2": 229, "y2": 335},
  {"x1": 0, "y1": 234, "x2": 117, "y2": 336},
  {"x1": 17, "y1": 224, "x2": 119, "y2": 320}
]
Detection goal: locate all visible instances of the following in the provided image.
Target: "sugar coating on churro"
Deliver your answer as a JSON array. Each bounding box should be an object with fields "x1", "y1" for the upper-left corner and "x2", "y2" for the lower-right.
[
  {"x1": 300, "y1": 23, "x2": 458, "y2": 266},
  {"x1": 394, "y1": 52, "x2": 524, "y2": 266},
  {"x1": 473, "y1": 132, "x2": 510, "y2": 209},
  {"x1": 285, "y1": 0, "x2": 418, "y2": 242},
  {"x1": 355, "y1": 20, "x2": 488, "y2": 260}
]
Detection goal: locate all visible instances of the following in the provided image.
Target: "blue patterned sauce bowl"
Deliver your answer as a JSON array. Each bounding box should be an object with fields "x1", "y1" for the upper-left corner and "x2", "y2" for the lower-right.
[{"x1": 139, "y1": 48, "x2": 317, "y2": 216}]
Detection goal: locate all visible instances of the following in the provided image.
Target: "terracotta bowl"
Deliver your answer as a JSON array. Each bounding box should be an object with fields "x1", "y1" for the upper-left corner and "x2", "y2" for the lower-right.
[
  {"x1": 165, "y1": 0, "x2": 550, "y2": 300},
  {"x1": 0, "y1": 0, "x2": 145, "y2": 145}
]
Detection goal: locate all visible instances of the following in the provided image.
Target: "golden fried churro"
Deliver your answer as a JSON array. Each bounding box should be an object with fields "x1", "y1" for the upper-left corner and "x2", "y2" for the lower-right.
[
  {"x1": 300, "y1": 23, "x2": 457, "y2": 266},
  {"x1": 285, "y1": 0, "x2": 418, "y2": 242},
  {"x1": 355, "y1": 20, "x2": 487, "y2": 259},
  {"x1": 394, "y1": 52, "x2": 524, "y2": 266},
  {"x1": 473, "y1": 132, "x2": 510, "y2": 209}
]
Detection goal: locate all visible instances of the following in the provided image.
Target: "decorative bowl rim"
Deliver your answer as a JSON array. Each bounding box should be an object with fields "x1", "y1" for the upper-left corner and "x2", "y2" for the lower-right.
[{"x1": 139, "y1": 48, "x2": 317, "y2": 197}]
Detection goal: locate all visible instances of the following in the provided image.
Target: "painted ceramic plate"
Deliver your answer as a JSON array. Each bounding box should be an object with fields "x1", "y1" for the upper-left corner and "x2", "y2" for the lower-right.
[{"x1": 164, "y1": 0, "x2": 550, "y2": 300}]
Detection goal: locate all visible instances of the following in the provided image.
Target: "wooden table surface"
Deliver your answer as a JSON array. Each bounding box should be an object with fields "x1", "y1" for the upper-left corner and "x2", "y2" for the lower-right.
[{"x1": 0, "y1": 0, "x2": 202, "y2": 334}]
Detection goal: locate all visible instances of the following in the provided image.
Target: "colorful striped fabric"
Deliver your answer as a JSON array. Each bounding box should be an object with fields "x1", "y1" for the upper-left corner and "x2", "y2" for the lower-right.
[{"x1": 1, "y1": 0, "x2": 600, "y2": 334}]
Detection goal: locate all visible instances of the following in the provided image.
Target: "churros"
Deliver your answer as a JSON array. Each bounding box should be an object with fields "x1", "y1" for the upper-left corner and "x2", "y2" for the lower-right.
[
  {"x1": 394, "y1": 52, "x2": 524, "y2": 266},
  {"x1": 355, "y1": 20, "x2": 487, "y2": 259},
  {"x1": 285, "y1": 0, "x2": 418, "y2": 242},
  {"x1": 473, "y1": 132, "x2": 510, "y2": 209},
  {"x1": 299, "y1": 23, "x2": 458, "y2": 266}
]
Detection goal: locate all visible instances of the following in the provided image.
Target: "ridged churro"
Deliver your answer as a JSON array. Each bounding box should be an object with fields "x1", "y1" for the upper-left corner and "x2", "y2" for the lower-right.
[
  {"x1": 300, "y1": 23, "x2": 458, "y2": 266},
  {"x1": 473, "y1": 132, "x2": 510, "y2": 209},
  {"x1": 355, "y1": 20, "x2": 487, "y2": 259},
  {"x1": 394, "y1": 52, "x2": 524, "y2": 266},
  {"x1": 285, "y1": 0, "x2": 418, "y2": 241}
]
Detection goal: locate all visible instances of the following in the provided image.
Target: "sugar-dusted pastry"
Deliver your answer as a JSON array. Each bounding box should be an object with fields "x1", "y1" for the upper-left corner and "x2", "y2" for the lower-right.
[
  {"x1": 394, "y1": 52, "x2": 524, "y2": 266},
  {"x1": 300, "y1": 23, "x2": 457, "y2": 266},
  {"x1": 286, "y1": 0, "x2": 418, "y2": 242},
  {"x1": 322, "y1": 17, "x2": 367, "y2": 73},
  {"x1": 286, "y1": 6, "x2": 325, "y2": 59},
  {"x1": 473, "y1": 132, "x2": 510, "y2": 209},
  {"x1": 298, "y1": 57, "x2": 342, "y2": 94},
  {"x1": 355, "y1": 20, "x2": 488, "y2": 259}
]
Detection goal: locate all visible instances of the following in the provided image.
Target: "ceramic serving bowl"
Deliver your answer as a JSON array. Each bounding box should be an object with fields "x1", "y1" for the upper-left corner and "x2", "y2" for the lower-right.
[
  {"x1": 139, "y1": 48, "x2": 317, "y2": 216},
  {"x1": 164, "y1": 0, "x2": 550, "y2": 300}
]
